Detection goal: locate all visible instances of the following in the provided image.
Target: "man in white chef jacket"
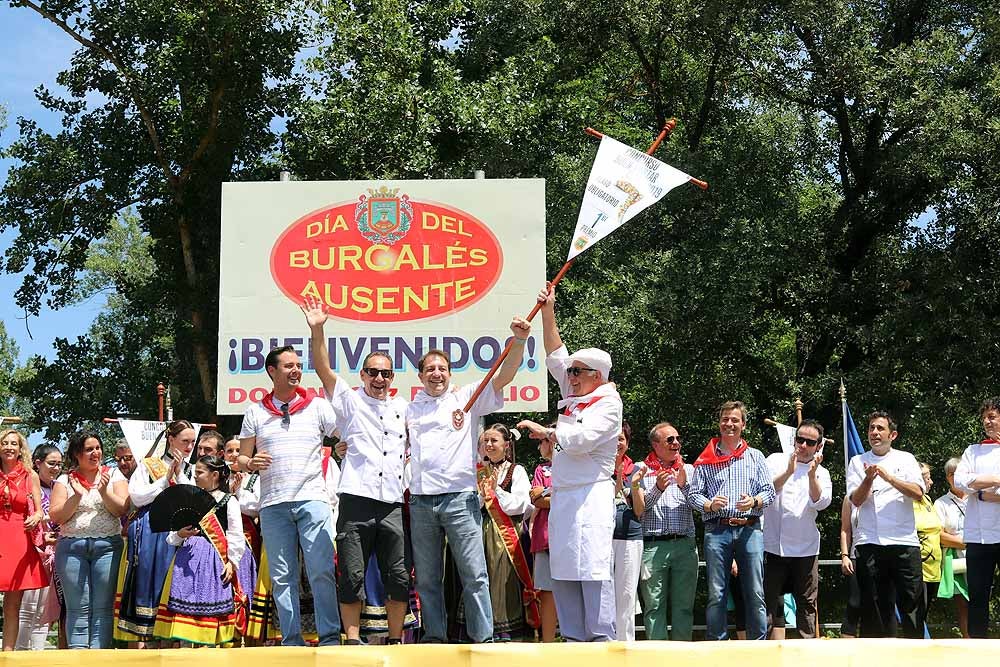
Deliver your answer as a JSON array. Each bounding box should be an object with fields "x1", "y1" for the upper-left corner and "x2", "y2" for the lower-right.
[{"x1": 518, "y1": 287, "x2": 621, "y2": 641}]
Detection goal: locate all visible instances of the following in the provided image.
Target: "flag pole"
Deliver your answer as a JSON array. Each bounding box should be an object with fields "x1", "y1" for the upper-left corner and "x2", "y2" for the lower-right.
[
  {"x1": 458, "y1": 120, "x2": 681, "y2": 416},
  {"x1": 840, "y1": 378, "x2": 849, "y2": 478}
]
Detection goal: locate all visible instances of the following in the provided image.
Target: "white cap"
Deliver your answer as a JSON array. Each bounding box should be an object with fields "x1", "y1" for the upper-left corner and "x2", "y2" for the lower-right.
[{"x1": 567, "y1": 347, "x2": 612, "y2": 380}]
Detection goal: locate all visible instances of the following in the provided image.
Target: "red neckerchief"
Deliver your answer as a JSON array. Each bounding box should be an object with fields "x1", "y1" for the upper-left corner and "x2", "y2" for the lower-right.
[
  {"x1": 261, "y1": 387, "x2": 314, "y2": 417},
  {"x1": 71, "y1": 466, "x2": 110, "y2": 491},
  {"x1": 982, "y1": 439, "x2": 1000, "y2": 445},
  {"x1": 644, "y1": 452, "x2": 683, "y2": 473},
  {"x1": 693, "y1": 437, "x2": 748, "y2": 466},
  {"x1": 617, "y1": 454, "x2": 635, "y2": 478},
  {"x1": 561, "y1": 395, "x2": 603, "y2": 416}
]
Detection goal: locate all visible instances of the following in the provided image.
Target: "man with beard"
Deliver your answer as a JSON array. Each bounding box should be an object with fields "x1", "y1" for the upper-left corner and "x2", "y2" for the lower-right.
[{"x1": 847, "y1": 410, "x2": 924, "y2": 638}]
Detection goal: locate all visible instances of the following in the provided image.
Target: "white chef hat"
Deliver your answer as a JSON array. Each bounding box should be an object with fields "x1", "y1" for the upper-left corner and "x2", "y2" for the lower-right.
[{"x1": 567, "y1": 347, "x2": 612, "y2": 380}]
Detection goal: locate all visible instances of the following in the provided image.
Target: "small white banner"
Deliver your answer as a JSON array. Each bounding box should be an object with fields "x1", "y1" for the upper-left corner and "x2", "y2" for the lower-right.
[
  {"x1": 567, "y1": 135, "x2": 691, "y2": 260},
  {"x1": 118, "y1": 419, "x2": 204, "y2": 459},
  {"x1": 775, "y1": 422, "x2": 797, "y2": 455}
]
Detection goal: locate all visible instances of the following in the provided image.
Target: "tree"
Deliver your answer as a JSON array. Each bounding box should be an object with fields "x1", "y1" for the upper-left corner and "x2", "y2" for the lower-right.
[{"x1": 1, "y1": 0, "x2": 305, "y2": 419}]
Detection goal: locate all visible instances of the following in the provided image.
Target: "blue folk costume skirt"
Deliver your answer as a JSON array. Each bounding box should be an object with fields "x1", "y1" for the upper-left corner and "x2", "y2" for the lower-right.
[
  {"x1": 153, "y1": 534, "x2": 257, "y2": 645},
  {"x1": 115, "y1": 506, "x2": 177, "y2": 641}
]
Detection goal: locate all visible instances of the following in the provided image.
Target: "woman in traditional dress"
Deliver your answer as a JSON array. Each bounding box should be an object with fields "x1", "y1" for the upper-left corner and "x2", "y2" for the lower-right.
[
  {"x1": 115, "y1": 419, "x2": 196, "y2": 644},
  {"x1": 16, "y1": 444, "x2": 63, "y2": 649},
  {"x1": 0, "y1": 429, "x2": 48, "y2": 651},
  {"x1": 49, "y1": 431, "x2": 129, "y2": 648},
  {"x1": 153, "y1": 455, "x2": 256, "y2": 646},
  {"x1": 461, "y1": 423, "x2": 533, "y2": 641}
]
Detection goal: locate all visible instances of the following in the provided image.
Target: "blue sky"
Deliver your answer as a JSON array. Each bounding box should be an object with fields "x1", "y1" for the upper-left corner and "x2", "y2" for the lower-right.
[{"x1": 1, "y1": 5, "x2": 105, "y2": 363}]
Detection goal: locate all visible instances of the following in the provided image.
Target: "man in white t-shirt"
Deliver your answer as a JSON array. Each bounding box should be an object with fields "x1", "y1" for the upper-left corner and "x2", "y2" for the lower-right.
[
  {"x1": 304, "y1": 300, "x2": 410, "y2": 645},
  {"x1": 237, "y1": 345, "x2": 340, "y2": 646},
  {"x1": 846, "y1": 410, "x2": 925, "y2": 638},
  {"x1": 763, "y1": 419, "x2": 832, "y2": 639},
  {"x1": 406, "y1": 315, "x2": 531, "y2": 643}
]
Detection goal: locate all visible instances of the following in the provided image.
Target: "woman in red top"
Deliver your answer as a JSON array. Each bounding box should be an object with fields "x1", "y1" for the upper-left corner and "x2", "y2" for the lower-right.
[{"x1": 0, "y1": 429, "x2": 48, "y2": 651}]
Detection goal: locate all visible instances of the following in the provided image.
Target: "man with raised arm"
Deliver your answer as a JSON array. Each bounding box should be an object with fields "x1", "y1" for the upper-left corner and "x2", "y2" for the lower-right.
[
  {"x1": 762, "y1": 418, "x2": 832, "y2": 639},
  {"x1": 303, "y1": 297, "x2": 410, "y2": 645},
  {"x1": 237, "y1": 345, "x2": 341, "y2": 646},
  {"x1": 846, "y1": 410, "x2": 925, "y2": 638},
  {"x1": 406, "y1": 314, "x2": 532, "y2": 643},
  {"x1": 517, "y1": 286, "x2": 622, "y2": 642}
]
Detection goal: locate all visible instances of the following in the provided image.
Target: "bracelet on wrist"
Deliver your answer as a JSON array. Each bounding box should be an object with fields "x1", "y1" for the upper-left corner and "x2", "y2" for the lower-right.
[
  {"x1": 513, "y1": 335, "x2": 528, "y2": 343},
  {"x1": 978, "y1": 490, "x2": 985, "y2": 501},
  {"x1": 841, "y1": 553, "x2": 850, "y2": 558}
]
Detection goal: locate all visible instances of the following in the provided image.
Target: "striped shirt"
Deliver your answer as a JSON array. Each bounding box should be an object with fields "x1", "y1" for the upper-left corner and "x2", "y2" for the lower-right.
[
  {"x1": 688, "y1": 445, "x2": 776, "y2": 521},
  {"x1": 239, "y1": 397, "x2": 337, "y2": 509},
  {"x1": 638, "y1": 463, "x2": 696, "y2": 537}
]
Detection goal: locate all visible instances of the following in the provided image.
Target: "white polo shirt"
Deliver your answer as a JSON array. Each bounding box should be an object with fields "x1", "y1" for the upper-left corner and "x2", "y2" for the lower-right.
[
  {"x1": 239, "y1": 396, "x2": 337, "y2": 509},
  {"x1": 846, "y1": 448, "x2": 924, "y2": 547},
  {"x1": 954, "y1": 443, "x2": 1000, "y2": 544},
  {"x1": 934, "y1": 491, "x2": 967, "y2": 557},
  {"x1": 763, "y1": 453, "x2": 833, "y2": 557},
  {"x1": 327, "y1": 376, "x2": 408, "y2": 504},
  {"x1": 406, "y1": 382, "x2": 503, "y2": 495}
]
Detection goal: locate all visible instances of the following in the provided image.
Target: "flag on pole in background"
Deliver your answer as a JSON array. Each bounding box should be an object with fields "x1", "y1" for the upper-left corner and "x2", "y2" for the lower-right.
[
  {"x1": 842, "y1": 397, "x2": 866, "y2": 476},
  {"x1": 775, "y1": 422, "x2": 797, "y2": 455},
  {"x1": 567, "y1": 136, "x2": 692, "y2": 261}
]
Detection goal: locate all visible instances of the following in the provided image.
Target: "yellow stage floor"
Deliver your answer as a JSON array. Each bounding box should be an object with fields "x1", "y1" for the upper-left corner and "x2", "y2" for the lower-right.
[{"x1": 0, "y1": 640, "x2": 990, "y2": 667}]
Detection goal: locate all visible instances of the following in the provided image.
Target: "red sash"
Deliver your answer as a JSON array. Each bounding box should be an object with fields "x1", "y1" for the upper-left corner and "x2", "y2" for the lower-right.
[
  {"x1": 476, "y1": 463, "x2": 541, "y2": 628},
  {"x1": 693, "y1": 437, "x2": 748, "y2": 466}
]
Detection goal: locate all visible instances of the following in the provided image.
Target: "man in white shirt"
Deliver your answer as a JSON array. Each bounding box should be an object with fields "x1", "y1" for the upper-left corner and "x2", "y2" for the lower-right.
[
  {"x1": 846, "y1": 410, "x2": 925, "y2": 638},
  {"x1": 237, "y1": 345, "x2": 341, "y2": 646},
  {"x1": 304, "y1": 300, "x2": 410, "y2": 645},
  {"x1": 406, "y1": 315, "x2": 532, "y2": 643},
  {"x1": 953, "y1": 396, "x2": 1000, "y2": 638},
  {"x1": 517, "y1": 287, "x2": 622, "y2": 642},
  {"x1": 763, "y1": 419, "x2": 832, "y2": 639}
]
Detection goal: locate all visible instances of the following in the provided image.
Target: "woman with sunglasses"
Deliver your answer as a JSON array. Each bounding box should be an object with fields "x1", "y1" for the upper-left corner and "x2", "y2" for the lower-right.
[{"x1": 16, "y1": 444, "x2": 64, "y2": 649}]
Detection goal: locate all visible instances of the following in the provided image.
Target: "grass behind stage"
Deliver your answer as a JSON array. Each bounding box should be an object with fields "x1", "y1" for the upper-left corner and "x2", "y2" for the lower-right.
[{"x1": 0, "y1": 639, "x2": 990, "y2": 667}]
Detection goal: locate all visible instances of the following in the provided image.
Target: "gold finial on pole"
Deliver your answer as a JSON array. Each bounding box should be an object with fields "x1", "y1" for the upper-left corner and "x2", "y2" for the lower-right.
[{"x1": 794, "y1": 397, "x2": 804, "y2": 426}]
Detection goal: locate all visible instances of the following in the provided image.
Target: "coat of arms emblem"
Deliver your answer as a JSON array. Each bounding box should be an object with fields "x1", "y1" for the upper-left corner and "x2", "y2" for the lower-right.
[{"x1": 355, "y1": 186, "x2": 414, "y2": 245}]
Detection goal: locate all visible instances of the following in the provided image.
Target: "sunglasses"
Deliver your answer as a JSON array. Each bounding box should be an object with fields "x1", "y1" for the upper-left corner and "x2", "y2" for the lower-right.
[
  {"x1": 281, "y1": 403, "x2": 290, "y2": 427},
  {"x1": 116, "y1": 455, "x2": 135, "y2": 463},
  {"x1": 566, "y1": 367, "x2": 597, "y2": 377},
  {"x1": 795, "y1": 435, "x2": 821, "y2": 447},
  {"x1": 362, "y1": 368, "x2": 394, "y2": 379},
  {"x1": 664, "y1": 435, "x2": 682, "y2": 445}
]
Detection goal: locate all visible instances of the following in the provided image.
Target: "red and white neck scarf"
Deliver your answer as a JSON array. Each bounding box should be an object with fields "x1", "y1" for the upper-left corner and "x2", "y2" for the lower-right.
[
  {"x1": 261, "y1": 387, "x2": 314, "y2": 418},
  {"x1": 693, "y1": 437, "x2": 748, "y2": 466}
]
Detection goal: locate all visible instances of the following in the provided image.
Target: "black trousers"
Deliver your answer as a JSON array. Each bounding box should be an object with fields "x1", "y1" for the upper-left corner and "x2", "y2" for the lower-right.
[
  {"x1": 966, "y1": 542, "x2": 1000, "y2": 638},
  {"x1": 854, "y1": 543, "x2": 923, "y2": 638}
]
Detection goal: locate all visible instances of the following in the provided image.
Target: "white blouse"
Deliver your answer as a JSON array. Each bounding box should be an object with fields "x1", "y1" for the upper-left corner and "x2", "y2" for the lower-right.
[{"x1": 55, "y1": 469, "x2": 127, "y2": 538}]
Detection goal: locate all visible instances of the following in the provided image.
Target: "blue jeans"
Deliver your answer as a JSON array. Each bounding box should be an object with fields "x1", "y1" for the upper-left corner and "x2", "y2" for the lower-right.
[
  {"x1": 55, "y1": 535, "x2": 124, "y2": 648},
  {"x1": 259, "y1": 500, "x2": 341, "y2": 645},
  {"x1": 409, "y1": 492, "x2": 493, "y2": 642},
  {"x1": 703, "y1": 523, "x2": 766, "y2": 640}
]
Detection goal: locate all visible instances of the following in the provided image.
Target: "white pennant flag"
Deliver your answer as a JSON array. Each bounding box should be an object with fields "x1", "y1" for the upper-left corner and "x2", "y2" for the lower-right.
[
  {"x1": 567, "y1": 135, "x2": 693, "y2": 261},
  {"x1": 774, "y1": 422, "x2": 798, "y2": 455},
  {"x1": 118, "y1": 419, "x2": 205, "y2": 459}
]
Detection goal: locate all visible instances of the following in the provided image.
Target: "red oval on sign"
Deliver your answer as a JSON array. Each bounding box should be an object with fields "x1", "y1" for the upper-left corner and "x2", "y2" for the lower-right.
[{"x1": 270, "y1": 189, "x2": 504, "y2": 323}]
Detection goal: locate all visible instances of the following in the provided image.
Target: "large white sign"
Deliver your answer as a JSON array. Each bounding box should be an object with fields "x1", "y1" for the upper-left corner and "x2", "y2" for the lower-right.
[{"x1": 218, "y1": 179, "x2": 547, "y2": 415}]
